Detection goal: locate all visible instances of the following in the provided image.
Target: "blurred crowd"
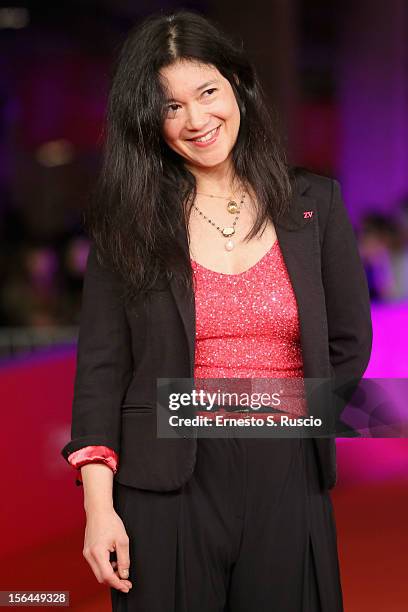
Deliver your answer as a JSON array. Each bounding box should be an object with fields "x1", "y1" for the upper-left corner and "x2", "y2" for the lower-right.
[
  {"x1": 359, "y1": 197, "x2": 408, "y2": 302},
  {"x1": 0, "y1": 190, "x2": 89, "y2": 328},
  {"x1": 1, "y1": 191, "x2": 408, "y2": 330}
]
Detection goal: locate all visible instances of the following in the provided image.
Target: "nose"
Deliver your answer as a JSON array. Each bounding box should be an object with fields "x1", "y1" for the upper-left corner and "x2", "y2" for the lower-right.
[{"x1": 185, "y1": 103, "x2": 208, "y2": 132}]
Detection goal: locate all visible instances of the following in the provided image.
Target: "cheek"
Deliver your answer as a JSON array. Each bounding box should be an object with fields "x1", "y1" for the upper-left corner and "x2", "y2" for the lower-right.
[
  {"x1": 222, "y1": 93, "x2": 240, "y2": 125},
  {"x1": 233, "y1": 97, "x2": 241, "y2": 123},
  {"x1": 162, "y1": 121, "x2": 181, "y2": 145},
  {"x1": 225, "y1": 100, "x2": 240, "y2": 135}
]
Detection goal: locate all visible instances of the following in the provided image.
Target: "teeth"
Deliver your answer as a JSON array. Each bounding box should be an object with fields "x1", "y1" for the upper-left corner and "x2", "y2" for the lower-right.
[{"x1": 192, "y1": 127, "x2": 218, "y2": 143}]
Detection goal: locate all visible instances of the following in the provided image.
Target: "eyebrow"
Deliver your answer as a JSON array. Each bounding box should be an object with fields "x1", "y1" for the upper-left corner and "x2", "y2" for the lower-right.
[{"x1": 165, "y1": 79, "x2": 218, "y2": 103}]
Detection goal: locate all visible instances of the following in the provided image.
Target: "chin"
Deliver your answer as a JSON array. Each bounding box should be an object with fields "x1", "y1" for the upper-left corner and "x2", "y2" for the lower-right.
[{"x1": 193, "y1": 151, "x2": 232, "y2": 169}]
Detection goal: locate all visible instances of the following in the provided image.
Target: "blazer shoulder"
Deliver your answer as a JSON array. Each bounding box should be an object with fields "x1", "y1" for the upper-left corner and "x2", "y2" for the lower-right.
[
  {"x1": 85, "y1": 240, "x2": 124, "y2": 284},
  {"x1": 290, "y1": 165, "x2": 334, "y2": 201},
  {"x1": 284, "y1": 166, "x2": 344, "y2": 237}
]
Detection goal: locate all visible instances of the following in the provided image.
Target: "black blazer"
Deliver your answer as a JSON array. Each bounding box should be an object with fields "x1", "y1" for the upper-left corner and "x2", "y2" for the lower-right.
[{"x1": 61, "y1": 169, "x2": 373, "y2": 491}]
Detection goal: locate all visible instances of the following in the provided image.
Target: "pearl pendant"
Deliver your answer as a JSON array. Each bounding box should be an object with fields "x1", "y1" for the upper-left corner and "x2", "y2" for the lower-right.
[{"x1": 225, "y1": 239, "x2": 234, "y2": 251}]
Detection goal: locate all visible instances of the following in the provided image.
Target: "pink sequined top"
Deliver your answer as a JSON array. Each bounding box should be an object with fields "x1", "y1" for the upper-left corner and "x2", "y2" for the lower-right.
[
  {"x1": 192, "y1": 240, "x2": 303, "y2": 379},
  {"x1": 68, "y1": 239, "x2": 305, "y2": 483}
]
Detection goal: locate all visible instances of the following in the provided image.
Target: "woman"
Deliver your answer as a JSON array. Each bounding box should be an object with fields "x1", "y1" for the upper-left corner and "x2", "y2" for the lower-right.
[{"x1": 61, "y1": 10, "x2": 372, "y2": 611}]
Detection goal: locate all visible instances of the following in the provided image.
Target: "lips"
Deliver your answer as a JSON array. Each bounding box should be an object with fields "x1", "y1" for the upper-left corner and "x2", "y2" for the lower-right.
[{"x1": 187, "y1": 124, "x2": 221, "y2": 146}]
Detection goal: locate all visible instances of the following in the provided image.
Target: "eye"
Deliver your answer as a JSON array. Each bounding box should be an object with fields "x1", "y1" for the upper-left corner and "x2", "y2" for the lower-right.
[
  {"x1": 203, "y1": 88, "x2": 217, "y2": 97},
  {"x1": 165, "y1": 103, "x2": 182, "y2": 119}
]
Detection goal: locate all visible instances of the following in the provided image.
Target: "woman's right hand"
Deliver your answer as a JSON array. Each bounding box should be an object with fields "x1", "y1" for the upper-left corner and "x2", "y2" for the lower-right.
[{"x1": 83, "y1": 508, "x2": 133, "y2": 593}]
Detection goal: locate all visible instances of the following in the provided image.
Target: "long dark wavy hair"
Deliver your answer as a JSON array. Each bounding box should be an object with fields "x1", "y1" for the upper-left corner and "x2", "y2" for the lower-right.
[{"x1": 86, "y1": 9, "x2": 293, "y2": 303}]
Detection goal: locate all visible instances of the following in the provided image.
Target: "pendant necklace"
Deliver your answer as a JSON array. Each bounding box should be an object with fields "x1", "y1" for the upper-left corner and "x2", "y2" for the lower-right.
[
  {"x1": 193, "y1": 191, "x2": 246, "y2": 251},
  {"x1": 196, "y1": 191, "x2": 243, "y2": 215}
]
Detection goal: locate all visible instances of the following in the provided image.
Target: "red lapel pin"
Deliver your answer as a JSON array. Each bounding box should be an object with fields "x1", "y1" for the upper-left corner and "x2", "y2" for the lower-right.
[{"x1": 303, "y1": 211, "x2": 313, "y2": 219}]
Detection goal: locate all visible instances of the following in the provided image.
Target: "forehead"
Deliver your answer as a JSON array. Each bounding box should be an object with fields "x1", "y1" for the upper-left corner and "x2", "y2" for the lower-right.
[{"x1": 159, "y1": 60, "x2": 221, "y2": 99}]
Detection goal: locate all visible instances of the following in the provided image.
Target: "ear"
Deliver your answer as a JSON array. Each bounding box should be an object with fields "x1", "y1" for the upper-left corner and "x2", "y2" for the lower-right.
[{"x1": 233, "y1": 73, "x2": 240, "y2": 87}]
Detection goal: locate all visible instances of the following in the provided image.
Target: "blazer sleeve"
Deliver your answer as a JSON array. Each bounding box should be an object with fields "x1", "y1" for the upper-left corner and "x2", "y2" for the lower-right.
[
  {"x1": 61, "y1": 243, "x2": 133, "y2": 464},
  {"x1": 322, "y1": 179, "x2": 373, "y2": 383}
]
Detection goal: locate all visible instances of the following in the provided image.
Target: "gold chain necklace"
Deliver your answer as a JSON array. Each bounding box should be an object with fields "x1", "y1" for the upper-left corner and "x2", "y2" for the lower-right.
[
  {"x1": 193, "y1": 192, "x2": 246, "y2": 251},
  {"x1": 196, "y1": 191, "x2": 242, "y2": 215}
]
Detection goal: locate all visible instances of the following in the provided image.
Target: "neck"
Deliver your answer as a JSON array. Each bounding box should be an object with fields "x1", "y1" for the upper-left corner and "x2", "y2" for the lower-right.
[{"x1": 185, "y1": 158, "x2": 243, "y2": 197}]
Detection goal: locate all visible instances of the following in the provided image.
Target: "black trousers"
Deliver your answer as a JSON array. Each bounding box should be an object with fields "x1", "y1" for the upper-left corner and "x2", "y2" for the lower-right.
[{"x1": 111, "y1": 437, "x2": 343, "y2": 611}]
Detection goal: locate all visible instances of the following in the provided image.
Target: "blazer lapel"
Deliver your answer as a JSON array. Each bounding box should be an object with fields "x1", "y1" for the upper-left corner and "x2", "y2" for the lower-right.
[
  {"x1": 169, "y1": 224, "x2": 196, "y2": 377},
  {"x1": 275, "y1": 181, "x2": 330, "y2": 378}
]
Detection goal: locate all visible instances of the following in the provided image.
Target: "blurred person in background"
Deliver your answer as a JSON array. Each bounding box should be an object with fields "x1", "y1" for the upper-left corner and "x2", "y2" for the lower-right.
[
  {"x1": 394, "y1": 196, "x2": 408, "y2": 299},
  {"x1": 61, "y1": 10, "x2": 372, "y2": 611},
  {"x1": 359, "y1": 213, "x2": 408, "y2": 302},
  {"x1": 60, "y1": 236, "x2": 90, "y2": 324},
  {"x1": 1, "y1": 243, "x2": 62, "y2": 326}
]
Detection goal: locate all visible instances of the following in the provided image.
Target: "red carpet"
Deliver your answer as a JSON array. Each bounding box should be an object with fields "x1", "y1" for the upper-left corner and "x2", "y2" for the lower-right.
[{"x1": 0, "y1": 346, "x2": 406, "y2": 610}]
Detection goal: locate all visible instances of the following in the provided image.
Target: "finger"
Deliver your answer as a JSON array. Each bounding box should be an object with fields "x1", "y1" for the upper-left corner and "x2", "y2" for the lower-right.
[
  {"x1": 116, "y1": 537, "x2": 131, "y2": 581},
  {"x1": 94, "y1": 548, "x2": 132, "y2": 592},
  {"x1": 85, "y1": 549, "x2": 131, "y2": 591},
  {"x1": 111, "y1": 560, "x2": 132, "y2": 586},
  {"x1": 86, "y1": 555, "x2": 104, "y2": 584},
  {"x1": 111, "y1": 562, "x2": 132, "y2": 586},
  {"x1": 112, "y1": 568, "x2": 133, "y2": 588}
]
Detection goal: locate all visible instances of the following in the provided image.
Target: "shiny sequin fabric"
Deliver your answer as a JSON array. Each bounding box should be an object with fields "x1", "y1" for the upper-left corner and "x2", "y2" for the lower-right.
[{"x1": 191, "y1": 239, "x2": 306, "y2": 414}]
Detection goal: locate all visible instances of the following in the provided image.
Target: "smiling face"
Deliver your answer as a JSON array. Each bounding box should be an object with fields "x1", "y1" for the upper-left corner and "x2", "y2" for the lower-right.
[{"x1": 159, "y1": 60, "x2": 241, "y2": 173}]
